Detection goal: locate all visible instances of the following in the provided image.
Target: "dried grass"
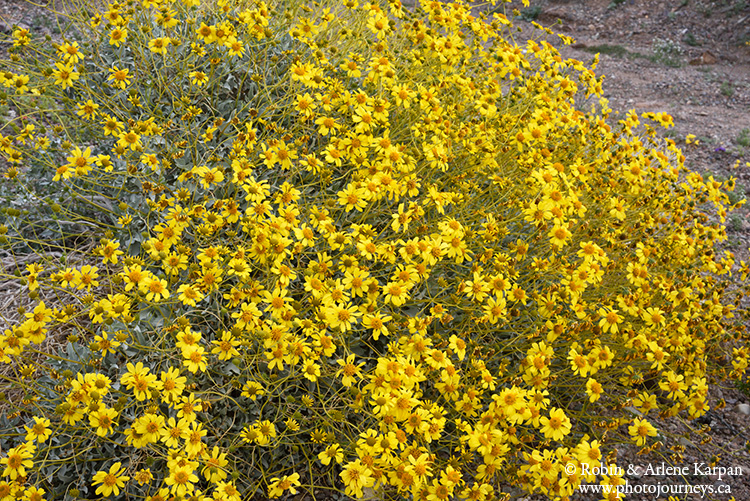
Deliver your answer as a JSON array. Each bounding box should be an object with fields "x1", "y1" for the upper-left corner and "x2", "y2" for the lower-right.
[{"x1": 0, "y1": 240, "x2": 97, "y2": 411}]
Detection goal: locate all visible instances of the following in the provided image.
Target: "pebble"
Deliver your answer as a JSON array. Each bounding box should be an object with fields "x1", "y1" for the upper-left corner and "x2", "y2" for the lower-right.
[
  {"x1": 736, "y1": 403, "x2": 750, "y2": 415},
  {"x1": 629, "y1": 465, "x2": 644, "y2": 478},
  {"x1": 361, "y1": 487, "x2": 382, "y2": 500},
  {"x1": 678, "y1": 436, "x2": 697, "y2": 448}
]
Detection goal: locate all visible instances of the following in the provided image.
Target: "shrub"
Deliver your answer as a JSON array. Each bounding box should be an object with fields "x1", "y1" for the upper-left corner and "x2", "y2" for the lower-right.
[
  {"x1": 1, "y1": 0, "x2": 749, "y2": 499},
  {"x1": 651, "y1": 37, "x2": 684, "y2": 67},
  {"x1": 721, "y1": 81, "x2": 735, "y2": 98},
  {"x1": 738, "y1": 128, "x2": 750, "y2": 148},
  {"x1": 683, "y1": 31, "x2": 699, "y2": 47},
  {"x1": 517, "y1": 6, "x2": 541, "y2": 21}
]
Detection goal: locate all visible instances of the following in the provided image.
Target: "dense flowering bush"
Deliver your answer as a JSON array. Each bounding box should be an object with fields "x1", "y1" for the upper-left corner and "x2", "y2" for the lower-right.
[{"x1": 1, "y1": 0, "x2": 749, "y2": 499}]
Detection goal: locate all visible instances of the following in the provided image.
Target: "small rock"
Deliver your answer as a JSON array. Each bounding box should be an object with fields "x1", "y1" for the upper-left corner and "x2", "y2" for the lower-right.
[
  {"x1": 629, "y1": 465, "x2": 644, "y2": 478},
  {"x1": 689, "y1": 51, "x2": 717, "y2": 65},
  {"x1": 361, "y1": 487, "x2": 383, "y2": 500},
  {"x1": 678, "y1": 436, "x2": 697, "y2": 448},
  {"x1": 736, "y1": 403, "x2": 750, "y2": 415}
]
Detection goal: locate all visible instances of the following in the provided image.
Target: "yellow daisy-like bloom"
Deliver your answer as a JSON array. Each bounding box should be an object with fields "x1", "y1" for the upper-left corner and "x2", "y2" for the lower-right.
[
  {"x1": 383, "y1": 280, "x2": 409, "y2": 306},
  {"x1": 73, "y1": 264, "x2": 99, "y2": 291},
  {"x1": 363, "y1": 311, "x2": 391, "y2": 340},
  {"x1": 340, "y1": 459, "x2": 374, "y2": 498},
  {"x1": 89, "y1": 407, "x2": 118, "y2": 437},
  {"x1": 211, "y1": 331, "x2": 240, "y2": 361},
  {"x1": 326, "y1": 303, "x2": 360, "y2": 332},
  {"x1": 597, "y1": 308, "x2": 622, "y2": 334},
  {"x1": 97, "y1": 239, "x2": 123, "y2": 264},
  {"x1": 100, "y1": 114, "x2": 124, "y2": 136},
  {"x1": 241, "y1": 381, "x2": 265, "y2": 399},
  {"x1": 301, "y1": 359, "x2": 321, "y2": 381},
  {"x1": 58, "y1": 41, "x2": 84, "y2": 64},
  {"x1": 117, "y1": 130, "x2": 142, "y2": 150},
  {"x1": 144, "y1": 276, "x2": 170, "y2": 302},
  {"x1": 189, "y1": 70, "x2": 209, "y2": 86},
  {"x1": 201, "y1": 446, "x2": 229, "y2": 483},
  {"x1": 148, "y1": 37, "x2": 170, "y2": 54},
  {"x1": 52, "y1": 62, "x2": 80, "y2": 89},
  {"x1": 145, "y1": 487, "x2": 170, "y2": 501},
  {"x1": 182, "y1": 344, "x2": 208, "y2": 374},
  {"x1": 198, "y1": 166, "x2": 224, "y2": 188},
  {"x1": 628, "y1": 417, "x2": 657, "y2": 446},
  {"x1": 94, "y1": 332, "x2": 120, "y2": 357},
  {"x1": 548, "y1": 223, "x2": 571, "y2": 248},
  {"x1": 23, "y1": 485, "x2": 46, "y2": 501},
  {"x1": 268, "y1": 472, "x2": 301, "y2": 498},
  {"x1": 133, "y1": 412, "x2": 165, "y2": 445},
  {"x1": 108, "y1": 27, "x2": 127, "y2": 47},
  {"x1": 133, "y1": 468, "x2": 153, "y2": 486},
  {"x1": 0, "y1": 443, "x2": 35, "y2": 480},
  {"x1": 585, "y1": 378, "x2": 603, "y2": 402},
  {"x1": 633, "y1": 392, "x2": 658, "y2": 413},
  {"x1": 177, "y1": 283, "x2": 204, "y2": 306},
  {"x1": 121, "y1": 264, "x2": 147, "y2": 292},
  {"x1": 160, "y1": 416, "x2": 190, "y2": 449},
  {"x1": 255, "y1": 420, "x2": 276, "y2": 446},
  {"x1": 539, "y1": 407, "x2": 571, "y2": 441},
  {"x1": 165, "y1": 465, "x2": 198, "y2": 497},
  {"x1": 121, "y1": 361, "x2": 159, "y2": 401},
  {"x1": 60, "y1": 403, "x2": 85, "y2": 426},
  {"x1": 575, "y1": 439, "x2": 603, "y2": 466},
  {"x1": 11, "y1": 74, "x2": 30, "y2": 94},
  {"x1": 318, "y1": 443, "x2": 343, "y2": 466},
  {"x1": 213, "y1": 480, "x2": 241, "y2": 500},
  {"x1": 92, "y1": 462, "x2": 130, "y2": 497},
  {"x1": 294, "y1": 92, "x2": 316, "y2": 119},
  {"x1": 107, "y1": 66, "x2": 131, "y2": 89},
  {"x1": 315, "y1": 115, "x2": 338, "y2": 135},
  {"x1": 25, "y1": 301, "x2": 52, "y2": 328},
  {"x1": 76, "y1": 99, "x2": 99, "y2": 120},
  {"x1": 659, "y1": 371, "x2": 687, "y2": 400},
  {"x1": 336, "y1": 354, "x2": 363, "y2": 387},
  {"x1": 24, "y1": 416, "x2": 52, "y2": 443},
  {"x1": 225, "y1": 36, "x2": 245, "y2": 57},
  {"x1": 642, "y1": 306, "x2": 666, "y2": 327},
  {"x1": 184, "y1": 422, "x2": 207, "y2": 457},
  {"x1": 196, "y1": 22, "x2": 216, "y2": 43},
  {"x1": 448, "y1": 334, "x2": 467, "y2": 360}
]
